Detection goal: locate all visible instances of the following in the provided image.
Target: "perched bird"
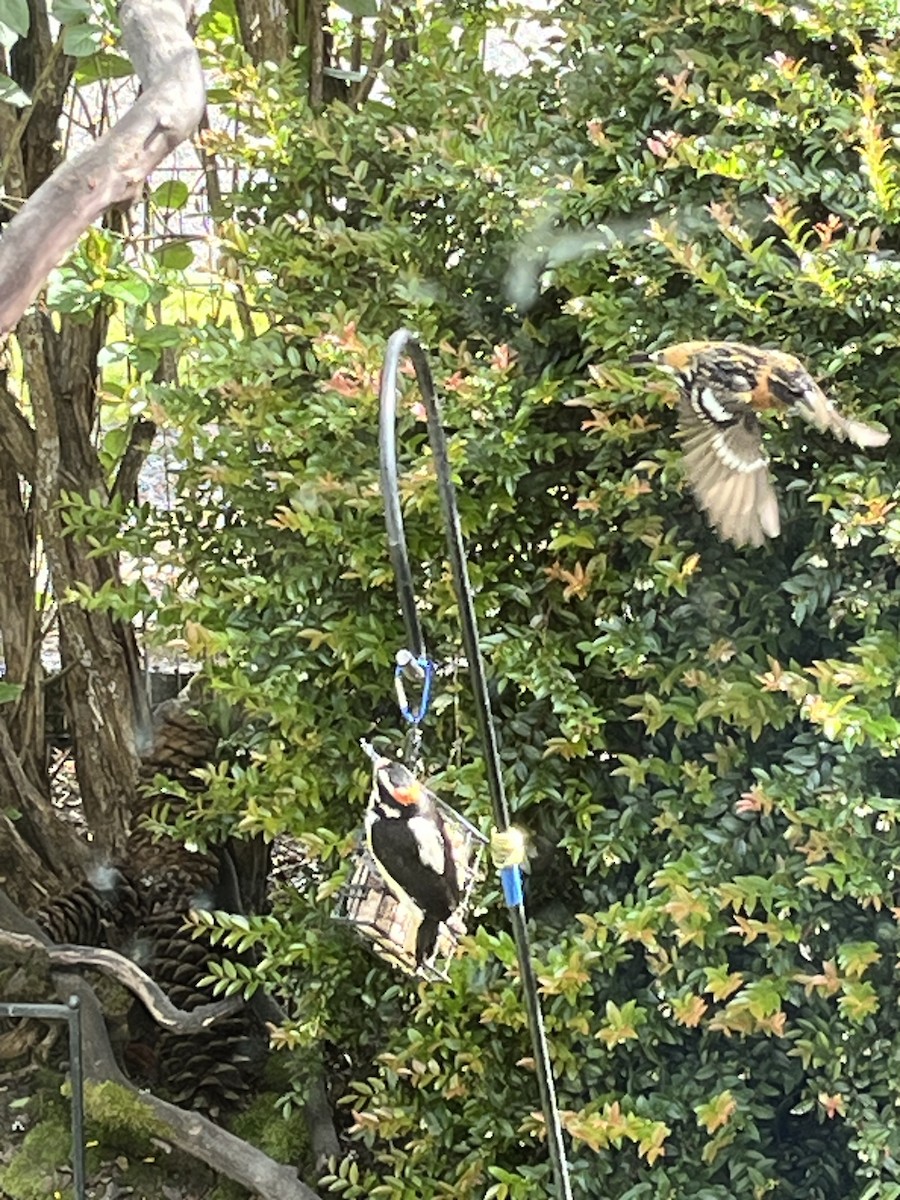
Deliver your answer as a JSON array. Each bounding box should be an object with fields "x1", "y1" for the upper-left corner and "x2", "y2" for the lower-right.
[
  {"x1": 634, "y1": 341, "x2": 890, "y2": 547},
  {"x1": 362, "y1": 746, "x2": 461, "y2": 968}
]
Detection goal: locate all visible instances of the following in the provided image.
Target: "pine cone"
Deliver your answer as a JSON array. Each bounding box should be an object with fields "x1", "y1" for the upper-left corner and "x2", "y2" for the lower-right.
[
  {"x1": 139, "y1": 692, "x2": 219, "y2": 787},
  {"x1": 124, "y1": 828, "x2": 221, "y2": 917},
  {"x1": 33, "y1": 868, "x2": 142, "y2": 947},
  {"x1": 126, "y1": 911, "x2": 266, "y2": 1116}
]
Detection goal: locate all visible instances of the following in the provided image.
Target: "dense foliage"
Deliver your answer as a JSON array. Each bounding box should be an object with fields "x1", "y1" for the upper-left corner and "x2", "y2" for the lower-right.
[{"x1": 88, "y1": 0, "x2": 900, "y2": 1195}]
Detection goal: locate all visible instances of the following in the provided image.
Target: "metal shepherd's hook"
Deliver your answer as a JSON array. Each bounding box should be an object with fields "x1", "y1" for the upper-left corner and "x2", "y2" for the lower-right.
[{"x1": 378, "y1": 329, "x2": 573, "y2": 1200}]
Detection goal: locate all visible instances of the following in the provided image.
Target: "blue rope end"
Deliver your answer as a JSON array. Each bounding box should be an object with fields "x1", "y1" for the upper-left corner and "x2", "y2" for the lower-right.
[{"x1": 500, "y1": 864, "x2": 524, "y2": 907}]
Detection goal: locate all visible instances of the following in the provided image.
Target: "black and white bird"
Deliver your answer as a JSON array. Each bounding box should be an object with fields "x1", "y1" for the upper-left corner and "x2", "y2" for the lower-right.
[
  {"x1": 634, "y1": 341, "x2": 890, "y2": 547},
  {"x1": 362, "y1": 746, "x2": 461, "y2": 968}
]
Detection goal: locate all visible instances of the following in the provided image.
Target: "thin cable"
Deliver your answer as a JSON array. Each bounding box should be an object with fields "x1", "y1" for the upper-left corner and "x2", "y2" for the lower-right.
[{"x1": 378, "y1": 328, "x2": 573, "y2": 1200}]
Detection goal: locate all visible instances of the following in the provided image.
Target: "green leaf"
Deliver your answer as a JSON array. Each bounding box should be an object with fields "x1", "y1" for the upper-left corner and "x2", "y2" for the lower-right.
[
  {"x1": 74, "y1": 52, "x2": 134, "y2": 85},
  {"x1": 153, "y1": 239, "x2": 195, "y2": 269},
  {"x1": 139, "y1": 323, "x2": 183, "y2": 349},
  {"x1": 336, "y1": 0, "x2": 379, "y2": 16},
  {"x1": 50, "y1": 0, "x2": 92, "y2": 21},
  {"x1": 103, "y1": 278, "x2": 152, "y2": 307},
  {"x1": 151, "y1": 180, "x2": 190, "y2": 212},
  {"x1": 101, "y1": 426, "x2": 130, "y2": 464},
  {"x1": 837, "y1": 941, "x2": 881, "y2": 980},
  {"x1": 206, "y1": 86, "x2": 237, "y2": 104},
  {"x1": 0, "y1": 71, "x2": 29, "y2": 107},
  {"x1": 0, "y1": 0, "x2": 28, "y2": 37},
  {"x1": 199, "y1": 0, "x2": 238, "y2": 42},
  {"x1": 62, "y1": 21, "x2": 103, "y2": 57},
  {"x1": 0, "y1": 681, "x2": 23, "y2": 704}
]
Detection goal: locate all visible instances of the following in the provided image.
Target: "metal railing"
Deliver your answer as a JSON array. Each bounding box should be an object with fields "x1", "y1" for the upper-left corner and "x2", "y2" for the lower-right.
[{"x1": 0, "y1": 995, "x2": 85, "y2": 1200}]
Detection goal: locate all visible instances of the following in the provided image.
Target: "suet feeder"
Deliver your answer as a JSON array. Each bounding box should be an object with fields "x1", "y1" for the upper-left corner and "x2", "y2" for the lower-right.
[
  {"x1": 332, "y1": 328, "x2": 572, "y2": 1199},
  {"x1": 333, "y1": 792, "x2": 487, "y2": 980}
]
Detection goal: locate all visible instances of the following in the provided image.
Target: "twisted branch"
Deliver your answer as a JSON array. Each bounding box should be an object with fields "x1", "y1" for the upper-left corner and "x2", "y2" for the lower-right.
[
  {"x1": 0, "y1": 0, "x2": 207, "y2": 336},
  {"x1": 0, "y1": 928, "x2": 242, "y2": 1032}
]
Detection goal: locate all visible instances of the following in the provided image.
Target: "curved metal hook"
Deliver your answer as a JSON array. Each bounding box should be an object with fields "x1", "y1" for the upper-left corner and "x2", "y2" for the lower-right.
[
  {"x1": 378, "y1": 333, "x2": 429, "y2": 665},
  {"x1": 379, "y1": 329, "x2": 514, "y2": 829}
]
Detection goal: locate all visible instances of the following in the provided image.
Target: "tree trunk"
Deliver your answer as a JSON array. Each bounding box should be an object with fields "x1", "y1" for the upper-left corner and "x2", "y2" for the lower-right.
[
  {"x1": 18, "y1": 312, "x2": 145, "y2": 856},
  {"x1": 11, "y1": 0, "x2": 75, "y2": 188},
  {"x1": 235, "y1": 0, "x2": 291, "y2": 65},
  {"x1": 0, "y1": 432, "x2": 42, "y2": 791},
  {"x1": 0, "y1": 0, "x2": 207, "y2": 871}
]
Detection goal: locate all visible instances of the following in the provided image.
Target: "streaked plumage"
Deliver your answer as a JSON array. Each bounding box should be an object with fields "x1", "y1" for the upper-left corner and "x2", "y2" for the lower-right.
[{"x1": 635, "y1": 341, "x2": 890, "y2": 547}]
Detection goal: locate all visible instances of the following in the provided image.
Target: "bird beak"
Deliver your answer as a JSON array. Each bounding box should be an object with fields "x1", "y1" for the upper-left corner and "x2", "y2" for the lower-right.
[{"x1": 629, "y1": 348, "x2": 683, "y2": 374}]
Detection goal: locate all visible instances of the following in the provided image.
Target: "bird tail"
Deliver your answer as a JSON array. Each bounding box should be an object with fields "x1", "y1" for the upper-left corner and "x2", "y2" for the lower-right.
[
  {"x1": 837, "y1": 417, "x2": 891, "y2": 448},
  {"x1": 414, "y1": 914, "x2": 441, "y2": 969},
  {"x1": 795, "y1": 382, "x2": 890, "y2": 448}
]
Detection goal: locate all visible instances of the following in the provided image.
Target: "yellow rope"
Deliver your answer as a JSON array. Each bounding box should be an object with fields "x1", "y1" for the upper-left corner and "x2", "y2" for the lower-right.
[{"x1": 490, "y1": 825, "x2": 529, "y2": 870}]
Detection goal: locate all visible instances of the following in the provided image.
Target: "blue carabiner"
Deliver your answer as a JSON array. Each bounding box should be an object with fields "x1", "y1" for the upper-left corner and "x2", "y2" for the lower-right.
[{"x1": 394, "y1": 654, "x2": 434, "y2": 725}]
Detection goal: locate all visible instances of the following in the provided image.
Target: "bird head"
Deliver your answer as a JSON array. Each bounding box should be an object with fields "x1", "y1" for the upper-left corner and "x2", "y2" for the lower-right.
[
  {"x1": 747, "y1": 348, "x2": 834, "y2": 418},
  {"x1": 372, "y1": 756, "x2": 428, "y2": 810}
]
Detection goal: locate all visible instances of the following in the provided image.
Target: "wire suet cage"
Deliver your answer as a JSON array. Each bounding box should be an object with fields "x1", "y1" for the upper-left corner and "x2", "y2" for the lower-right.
[{"x1": 334, "y1": 786, "x2": 487, "y2": 980}]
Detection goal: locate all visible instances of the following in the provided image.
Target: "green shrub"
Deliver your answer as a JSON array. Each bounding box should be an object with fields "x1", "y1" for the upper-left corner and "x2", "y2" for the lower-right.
[{"x1": 135, "y1": 2, "x2": 900, "y2": 1195}]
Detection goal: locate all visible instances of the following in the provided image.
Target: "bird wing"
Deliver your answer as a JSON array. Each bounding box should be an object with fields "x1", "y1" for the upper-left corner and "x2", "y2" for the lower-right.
[
  {"x1": 677, "y1": 399, "x2": 780, "y2": 547},
  {"x1": 366, "y1": 813, "x2": 459, "y2": 920},
  {"x1": 408, "y1": 815, "x2": 448, "y2": 876}
]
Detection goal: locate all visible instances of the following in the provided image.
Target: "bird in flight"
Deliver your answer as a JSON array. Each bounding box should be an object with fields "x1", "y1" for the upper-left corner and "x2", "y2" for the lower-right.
[{"x1": 634, "y1": 341, "x2": 890, "y2": 547}]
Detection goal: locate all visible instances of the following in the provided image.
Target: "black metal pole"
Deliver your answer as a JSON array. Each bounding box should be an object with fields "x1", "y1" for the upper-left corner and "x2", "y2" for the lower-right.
[
  {"x1": 378, "y1": 328, "x2": 573, "y2": 1200},
  {"x1": 0, "y1": 997, "x2": 86, "y2": 1200},
  {"x1": 67, "y1": 995, "x2": 86, "y2": 1200}
]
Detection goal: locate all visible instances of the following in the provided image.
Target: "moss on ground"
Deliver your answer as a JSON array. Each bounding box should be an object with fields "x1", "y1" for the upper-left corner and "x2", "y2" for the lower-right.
[
  {"x1": 0, "y1": 1103, "x2": 74, "y2": 1200},
  {"x1": 0, "y1": 1069, "x2": 307, "y2": 1200},
  {"x1": 83, "y1": 1079, "x2": 169, "y2": 1151},
  {"x1": 230, "y1": 1089, "x2": 310, "y2": 1165}
]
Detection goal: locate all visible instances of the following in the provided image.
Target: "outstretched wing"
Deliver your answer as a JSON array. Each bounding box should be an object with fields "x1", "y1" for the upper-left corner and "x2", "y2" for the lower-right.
[{"x1": 677, "y1": 390, "x2": 780, "y2": 547}]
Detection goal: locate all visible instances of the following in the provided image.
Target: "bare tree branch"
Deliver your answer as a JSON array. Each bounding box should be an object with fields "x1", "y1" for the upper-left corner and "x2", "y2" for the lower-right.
[
  {"x1": 0, "y1": 928, "x2": 243, "y2": 1032},
  {"x1": 9, "y1": 0, "x2": 77, "y2": 196},
  {"x1": 351, "y1": 5, "x2": 390, "y2": 108},
  {"x1": 110, "y1": 417, "x2": 157, "y2": 504},
  {"x1": 0, "y1": 38, "x2": 66, "y2": 190},
  {"x1": 56, "y1": 969, "x2": 325, "y2": 1200},
  {"x1": 0, "y1": 0, "x2": 207, "y2": 336},
  {"x1": 234, "y1": 0, "x2": 290, "y2": 65},
  {"x1": 308, "y1": 0, "x2": 325, "y2": 110}
]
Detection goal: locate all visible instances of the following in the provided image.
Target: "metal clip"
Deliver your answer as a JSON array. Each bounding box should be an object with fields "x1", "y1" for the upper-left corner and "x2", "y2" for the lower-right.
[{"x1": 394, "y1": 650, "x2": 433, "y2": 725}]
